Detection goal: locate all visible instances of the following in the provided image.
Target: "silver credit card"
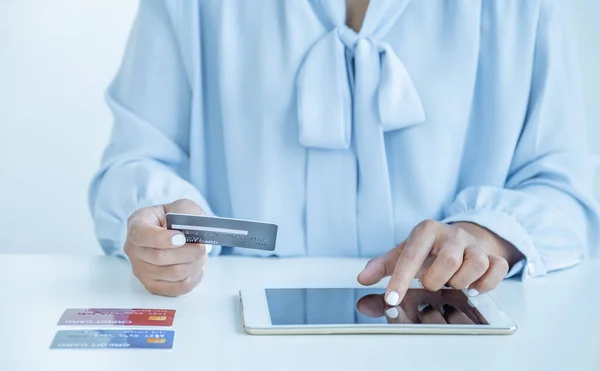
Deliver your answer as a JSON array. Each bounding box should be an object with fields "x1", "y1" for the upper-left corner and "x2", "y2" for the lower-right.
[{"x1": 166, "y1": 213, "x2": 278, "y2": 251}]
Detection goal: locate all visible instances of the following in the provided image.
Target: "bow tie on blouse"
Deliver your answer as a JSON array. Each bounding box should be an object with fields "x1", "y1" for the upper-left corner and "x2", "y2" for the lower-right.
[
  {"x1": 297, "y1": 23, "x2": 425, "y2": 149},
  {"x1": 296, "y1": 0, "x2": 427, "y2": 256}
]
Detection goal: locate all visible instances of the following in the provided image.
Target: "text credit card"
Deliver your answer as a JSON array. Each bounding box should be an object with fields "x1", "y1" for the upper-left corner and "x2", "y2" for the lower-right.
[
  {"x1": 57, "y1": 308, "x2": 175, "y2": 327},
  {"x1": 50, "y1": 330, "x2": 174, "y2": 350},
  {"x1": 166, "y1": 213, "x2": 278, "y2": 251}
]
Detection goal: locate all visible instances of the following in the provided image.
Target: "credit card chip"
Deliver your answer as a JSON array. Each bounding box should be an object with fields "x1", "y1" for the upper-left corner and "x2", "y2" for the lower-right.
[{"x1": 148, "y1": 316, "x2": 167, "y2": 321}]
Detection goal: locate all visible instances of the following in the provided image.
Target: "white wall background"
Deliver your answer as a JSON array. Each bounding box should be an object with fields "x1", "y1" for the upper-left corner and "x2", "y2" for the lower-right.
[
  {"x1": 0, "y1": 0, "x2": 599, "y2": 255},
  {"x1": 0, "y1": 0, "x2": 138, "y2": 254}
]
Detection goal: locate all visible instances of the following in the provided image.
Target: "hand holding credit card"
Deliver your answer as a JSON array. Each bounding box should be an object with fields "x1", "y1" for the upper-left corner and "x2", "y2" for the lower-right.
[
  {"x1": 123, "y1": 200, "x2": 277, "y2": 297},
  {"x1": 124, "y1": 199, "x2": 211, "y2": 297},
  {"x1": 166, "y1": 213, "x2": 278, "y2": 251}
]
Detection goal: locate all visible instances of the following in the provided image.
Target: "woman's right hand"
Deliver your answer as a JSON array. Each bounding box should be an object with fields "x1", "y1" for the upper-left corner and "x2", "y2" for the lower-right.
[{"x1": 124, "y1": 199, "x2": 210, "y2": 297}]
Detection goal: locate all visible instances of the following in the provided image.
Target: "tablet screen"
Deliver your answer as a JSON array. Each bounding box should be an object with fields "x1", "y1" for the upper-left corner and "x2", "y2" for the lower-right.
[{"x1": 265, "y1": 288, "x2": 489, "y2": 325}]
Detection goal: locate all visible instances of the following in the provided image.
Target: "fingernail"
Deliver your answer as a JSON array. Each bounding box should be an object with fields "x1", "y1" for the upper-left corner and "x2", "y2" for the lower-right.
[
  {"x1": 467, "y1": 288, "x2": 479, "y2": 297},
  {"x1": 417, "y1": 303, "x2": 431, "y2": 312},
  {"x1": 205, "y1": 244, "x2": 213, "y2": 254},
  {"x1": 385, "y1": 291, "x2": 400, "y2": 306},
  {"x1": 385, "y1": 307, "x2": 399, "y2": 319},
  {"x1": 440, "y1": 304, "x2": 452, "y2": 315},
  {"x1": 171, "y1": 234, "x2": 186, "y2": 246}
]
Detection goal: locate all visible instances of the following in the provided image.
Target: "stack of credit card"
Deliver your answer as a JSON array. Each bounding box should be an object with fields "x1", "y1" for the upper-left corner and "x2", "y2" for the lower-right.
[
  {"x1": 50, "y1": 309, "x2": 176, "y2": 350},
  {"x1": 166, "y1": 213, "x2": 278, "y2": 251}
]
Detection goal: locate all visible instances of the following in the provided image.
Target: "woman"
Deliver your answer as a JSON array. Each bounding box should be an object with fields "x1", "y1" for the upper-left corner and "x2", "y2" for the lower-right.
[{"x1": 89, "y1": 0, "x2": 598, "y2": 307}]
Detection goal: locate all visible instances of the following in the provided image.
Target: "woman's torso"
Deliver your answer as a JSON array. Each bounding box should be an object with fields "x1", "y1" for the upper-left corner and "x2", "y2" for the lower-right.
[{"x1": 165, "y1": 0, "x2": 542, "y2": 257}]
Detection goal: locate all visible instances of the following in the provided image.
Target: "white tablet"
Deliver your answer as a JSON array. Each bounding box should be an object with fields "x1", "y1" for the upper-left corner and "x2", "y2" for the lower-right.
[{"x1": 240, "y1": 283, "x2": 516, "y2": 335}]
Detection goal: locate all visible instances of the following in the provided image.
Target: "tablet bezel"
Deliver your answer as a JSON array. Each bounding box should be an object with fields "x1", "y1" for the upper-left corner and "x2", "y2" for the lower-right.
[{"x1": 239, "y1": 283, "x2": 517, "y2": 335}]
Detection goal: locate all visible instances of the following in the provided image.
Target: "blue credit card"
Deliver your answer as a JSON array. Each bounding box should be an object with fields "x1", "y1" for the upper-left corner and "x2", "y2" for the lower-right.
[
  {"x1": 166, "y1": 213, "x2": 278, "y2": 251},
  {"x1": 50, "y1": 330, "x2": 174, "y2": 350}
]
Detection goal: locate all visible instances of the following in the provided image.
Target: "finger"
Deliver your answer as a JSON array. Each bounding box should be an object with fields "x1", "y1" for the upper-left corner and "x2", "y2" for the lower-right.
[
  {"x1": 447, "y1": 246, "x2": 490, "y2": 290},
  {"x1": 421, "y1": 236, "x2": 465, "y2": 292},
  {"x1": 386, "y1": 220, "x2": 440, "y2": 306},
  {"x1": 128, "y1": 209, "x2": 186, "y2": 248},
  {"x1": 468, "y1": 255, "x2": 509, "y2": 296},
  {"x1": 356, "y1": 294, "x2": 386, "y2": 318},
  {"x1": 357, "y1": 244, "x2": 403, "y2": 286},
  {"x1": 441, "y1": 304, "x2": 475, "y2": 324},
  {"x1": 133, "y1": 255, "x2": 207, "y2": 282},
  {"x1": 384, "y1": 305, "x2": 412, "y2": 324},
  {"x1": 129, "y1": 243, "x2": 208, "y2": 266},
  {"x1": 416, "y1": 303, "x2": 447, "y2": 324},
  {"x1": 142, "y1": 270, "x2": 204, "y2": 297}
]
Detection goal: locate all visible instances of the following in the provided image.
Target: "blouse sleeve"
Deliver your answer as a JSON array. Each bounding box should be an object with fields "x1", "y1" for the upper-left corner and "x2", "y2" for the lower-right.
[{"x1": 442, "y1": 0, "x2": 599, "y2": 279}]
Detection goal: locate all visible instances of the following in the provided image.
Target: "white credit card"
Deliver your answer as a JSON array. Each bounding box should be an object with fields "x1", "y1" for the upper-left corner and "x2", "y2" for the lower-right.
[{"x1": 166, "y1": 213, "x2": 278, "y2": 251}]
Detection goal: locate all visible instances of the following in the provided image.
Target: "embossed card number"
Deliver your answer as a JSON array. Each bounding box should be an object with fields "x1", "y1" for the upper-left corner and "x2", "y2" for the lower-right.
[{"x1": 166, "y1": 213, "x2": 278, "y2": 251}]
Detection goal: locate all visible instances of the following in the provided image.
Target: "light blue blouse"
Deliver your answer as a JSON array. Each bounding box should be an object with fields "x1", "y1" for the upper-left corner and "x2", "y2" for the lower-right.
[{"x1": 89, "y1": 0, "x2": 599, "y2": 280}]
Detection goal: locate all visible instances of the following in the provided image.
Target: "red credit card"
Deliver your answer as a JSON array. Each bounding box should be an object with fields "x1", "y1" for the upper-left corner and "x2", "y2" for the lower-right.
[{"x1": 57, "y1": 309, "x2": 176, "y2": 327}]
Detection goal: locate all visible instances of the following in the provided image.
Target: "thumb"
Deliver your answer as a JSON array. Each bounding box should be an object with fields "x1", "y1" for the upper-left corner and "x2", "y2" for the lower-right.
[
  {"x1": 163, "y1": 199, "x2": 212, "y2": 253},
  {"x1": 357, "y1": 242, "x2": 405, "y2": 286},
  {"x1": 164, "y1": 199, "x2": 205, "y2": 216}
]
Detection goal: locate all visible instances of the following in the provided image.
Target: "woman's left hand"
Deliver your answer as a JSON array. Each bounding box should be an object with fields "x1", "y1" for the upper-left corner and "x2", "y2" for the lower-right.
[{"x1": 357, "y1": 220, "x2": 522, "y2": 307}]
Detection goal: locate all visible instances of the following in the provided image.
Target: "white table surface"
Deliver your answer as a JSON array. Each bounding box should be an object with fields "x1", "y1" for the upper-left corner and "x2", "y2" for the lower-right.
[{"x1": 0, "y1": 254, "x2": 598, "y2": 371}]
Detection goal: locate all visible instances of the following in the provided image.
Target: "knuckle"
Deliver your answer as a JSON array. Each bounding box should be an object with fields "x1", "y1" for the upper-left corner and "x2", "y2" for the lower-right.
[
  {"x1": 470, "y1": 252, "x2": 490, "y2": 271},
  {"x1": 160, "y1": 284, "x2": 181, "y2": 298},
  {"x1": 128, "y1": 222, "x2": 148, "y2": 247},
  {"x1": 151, "y1": 249, "x2": 169, "y2": 265},
  {"x1": 168, "y1": 264, "x2": 189, "y2": 281},
  {"x1": 142, "y1": 281, "x2": 164, "y2": 297},
  {"x1": 127, "y1": 223, "x2": 140, "y2": 245},
  {"x1": 416, "y1": 219, "x2": 437, "y2": 234},
  {"x1": 178, "y1": 274, "x2": 201, "y2": 295},
  {"x1": 420, "y1": 276, "x2": 438, "y2": 292},
  {"x1": 389, "y1": 273, "x2": 405, "y2": 287},
  {"x1": 438, "y1": 249, "x2": 462, "y2": 270},
  {"x1": 453, "y1": 227, "x2": 472, "y2": 242},
  {"x1": 127, "y1": 211, "x2": 152, "y2": 243},
  {"x1": 493, "y1": 256, "x2": 510, "y2": 272},
  {"x1": 145, "y1": 285, "x2": 160, "y2": 296},
  {"x1": 446, "y1": 224, "x2": 462, "y2": 239},
  {"x1": 145, "y1": 280, "x2": 178, "y2": 298},
  {"x1": 401, "y1": 249, "x2": 418, "y2": 265},
  {"x1": 180, "y1": 279, "x2": 195, "y2": 294},
  {"x1": 449, "y1": 225, "x2": 477, "y2": 245},
  {"x1": 127, "y1": 209, "x2": 141, "y2": 225}
]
